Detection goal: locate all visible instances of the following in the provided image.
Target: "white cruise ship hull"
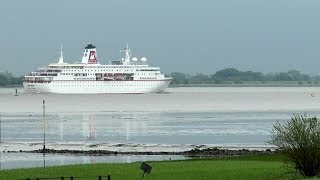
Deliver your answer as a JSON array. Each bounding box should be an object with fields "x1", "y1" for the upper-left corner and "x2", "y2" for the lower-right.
[
  {"x1": 23, "y1": 79, "x2": 171, "y2": 94},
  {"x1": 23, "y1": 44, "x2": 172, "y2": 94}
]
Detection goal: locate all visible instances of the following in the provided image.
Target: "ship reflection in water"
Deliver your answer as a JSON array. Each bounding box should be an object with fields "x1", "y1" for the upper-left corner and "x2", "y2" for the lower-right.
[
  {"x1": 53, "y1": 112, "x2": 153, "y2": 144},
  {"x1": 83, "y1": 114, "x2": 96, "y2": 140},
  {"x1": 1, "y1": 110, "x2": 315, "y2": 169},
  {"x1": 56, "y1": 113, "x2": 97, "y2": 142},
  {"x1": 1, "y1": 111, "x2": 169, "y2": 146},
  {"x1": 0, "y1": 112, "x2": 190, "y2": 169},
  {"x1": 0, "y1": 111, "x2": 301, "y2": 149}
]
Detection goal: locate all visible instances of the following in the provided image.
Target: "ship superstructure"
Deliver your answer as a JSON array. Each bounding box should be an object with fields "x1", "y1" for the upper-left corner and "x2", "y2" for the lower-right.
[{"x1": 23, "y1": 44, "x2": 172, "y2": 94}]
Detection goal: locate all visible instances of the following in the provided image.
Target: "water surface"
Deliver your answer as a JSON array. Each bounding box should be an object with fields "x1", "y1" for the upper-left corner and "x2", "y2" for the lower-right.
[{"x1": 1, "y1": 87, "x2": 320, "y2": 169}]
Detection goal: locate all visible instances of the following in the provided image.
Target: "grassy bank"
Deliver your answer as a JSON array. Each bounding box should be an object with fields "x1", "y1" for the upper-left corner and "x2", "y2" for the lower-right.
[{"x1": 0, "y1": 154, "x2": 300, "y2": 180}]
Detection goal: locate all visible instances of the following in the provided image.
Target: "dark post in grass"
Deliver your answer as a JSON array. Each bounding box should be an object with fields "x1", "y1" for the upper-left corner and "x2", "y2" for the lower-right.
[
  {"x1": 98, "y1": 175, "x2": 111, "y2": 180},
  {"x1": 99, "y1": 175, "x2": 110, "y2": 180},
  {"x1": 0, "y1": 112, "x2": 1, "y2": 170},
  {"x1": 0, "y1": 112, "x2": 1, "y2": 144},
  {"x1": 140, "y1": 162, "x2": 152, "y2": 180},
  {"x1": 43, "y1": 100, "x2": 46, "y2": 151}
]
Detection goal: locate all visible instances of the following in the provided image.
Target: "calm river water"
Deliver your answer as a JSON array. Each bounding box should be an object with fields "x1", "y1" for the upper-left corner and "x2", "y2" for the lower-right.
[{"x1": 1, "y1": 87, "x2": 320, "y2": 169}]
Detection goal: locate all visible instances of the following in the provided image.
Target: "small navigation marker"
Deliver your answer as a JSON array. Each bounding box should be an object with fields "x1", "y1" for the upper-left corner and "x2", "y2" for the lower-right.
[{"x1": 14, "y1": 89, "x2": 18, "y2": 96}]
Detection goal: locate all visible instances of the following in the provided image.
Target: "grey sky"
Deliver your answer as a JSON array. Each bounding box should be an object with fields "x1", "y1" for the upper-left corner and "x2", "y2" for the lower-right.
[{"x1": 1, "y1": 0, "x2": 320, "y2": 75}]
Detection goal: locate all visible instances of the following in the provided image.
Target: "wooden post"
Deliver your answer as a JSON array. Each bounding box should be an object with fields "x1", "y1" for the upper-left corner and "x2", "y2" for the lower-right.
[
  {"x1": 98, "y1": 176, "x2": 102, "y2": 180},
  {"x1": 61, "y1": 176, "x2": 64, "y2": 180},
  {"x1": 108, "y1": 175, "x2": 111, "y2": 180},
  {"x1": 70, "y1": 176, "x2": 73, "y2": 180}
]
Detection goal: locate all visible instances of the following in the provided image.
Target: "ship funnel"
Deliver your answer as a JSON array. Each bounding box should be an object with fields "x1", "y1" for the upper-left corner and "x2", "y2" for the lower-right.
[{"x1": 81, "y1": 44, "x2": 98, "y2": 64}]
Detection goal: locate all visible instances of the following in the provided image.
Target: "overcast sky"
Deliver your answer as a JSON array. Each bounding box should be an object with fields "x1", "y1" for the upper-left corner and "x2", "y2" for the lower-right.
[{"x1": 1, "y1": 0, "x2": 320, "y2": 75}]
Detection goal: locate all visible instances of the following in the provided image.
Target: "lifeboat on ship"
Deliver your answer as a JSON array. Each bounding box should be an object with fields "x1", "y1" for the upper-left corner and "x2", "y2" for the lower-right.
[
  {"x1": 114, "y1": 73, "x2": 125, "y2": 81},
  {"x1": 103, "y1": 73, "x2": 114, "y2": 81}
]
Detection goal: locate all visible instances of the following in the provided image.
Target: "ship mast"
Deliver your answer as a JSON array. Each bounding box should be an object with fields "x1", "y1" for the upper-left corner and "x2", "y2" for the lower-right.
[
  {"x1": 58, "y1": 45, "x2": 64, "y2": 64},
  {"x1": 120, "y1": 43, "x2": 131, "y2": 64}
]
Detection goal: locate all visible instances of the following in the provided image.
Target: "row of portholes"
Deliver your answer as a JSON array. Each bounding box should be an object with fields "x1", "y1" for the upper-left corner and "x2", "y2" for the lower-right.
[
  {"x1": 63, "y1": 69, "x2": 135, "y2": 72},
  {"x1": 51, "y1": 84, "x2": 157, "y2": 87},
  {"x1": 52, "y1": 81, "x2": 161, "y2": 83}
]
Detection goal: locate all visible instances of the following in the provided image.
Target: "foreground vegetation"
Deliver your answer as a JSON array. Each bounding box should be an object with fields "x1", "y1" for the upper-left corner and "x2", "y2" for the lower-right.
[
  {"x1": 270, "y1": 114, "x2": 320, "y2": 177},
  {"x1": 0, "y1": 154, "x2": 303, "y2": 180}
]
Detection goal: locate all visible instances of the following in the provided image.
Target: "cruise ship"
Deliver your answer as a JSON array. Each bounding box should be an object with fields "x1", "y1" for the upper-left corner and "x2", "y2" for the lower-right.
[{"x1": 23, "y1": 44, "x2": 172, "y2": 94}]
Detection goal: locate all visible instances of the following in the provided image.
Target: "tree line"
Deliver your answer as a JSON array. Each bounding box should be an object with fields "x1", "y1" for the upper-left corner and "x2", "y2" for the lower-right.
[
  {"x1": 0, "y1": 72, "x2": 23, "y2": 86},
  {"x1": 170, "y1": 68, "x2": 320, "y2": 85},
  {"x1": 0, "y1": 68, "x2": 319, "y2": 86}
]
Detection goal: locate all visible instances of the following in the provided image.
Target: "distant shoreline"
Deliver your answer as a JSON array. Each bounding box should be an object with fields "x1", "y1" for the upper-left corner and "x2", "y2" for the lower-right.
[{"x1": 169, "y1": 81, "x2": 320, "y2": 87}]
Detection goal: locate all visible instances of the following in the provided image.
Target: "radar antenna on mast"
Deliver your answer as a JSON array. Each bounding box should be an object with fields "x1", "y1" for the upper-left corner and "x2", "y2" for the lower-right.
[{"x1": 120, "y1": 43, "x2": 131, "y2": 64}]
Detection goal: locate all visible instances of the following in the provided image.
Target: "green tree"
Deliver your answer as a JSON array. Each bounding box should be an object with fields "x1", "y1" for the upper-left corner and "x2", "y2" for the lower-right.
[
  {"x1": 171, "y1": 72, "x2": 189, "y2": 85},
  {"x1": 287, "y1": 70, "x2": 310, "y2": 81},
  {"x1": 189, "y1": 73, "x2": 210, "y2": 84},
  {"x1": 240, "y1": 71, "x2": 264, "y2": 81},
  {"x1": 213, "y1": 68, "x2": 240, "y2": 81},
  {"x1": 212, "y1": 68, "x2": 264, "y2": 82},
  {"x1": 0, "y1": 73, "x2": 9, "y2": 86},
  {"x1": 0, "y1": 72, "x2": 23, "y2": 86},
  {"x1": 269, "y1": 114, "x2": 320, "y2": 177}
]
